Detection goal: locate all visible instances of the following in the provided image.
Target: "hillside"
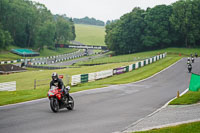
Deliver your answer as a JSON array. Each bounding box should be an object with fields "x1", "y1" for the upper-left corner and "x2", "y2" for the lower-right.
[{"x1": 75, "y1": 24, "x2": 106, "y2": 46}]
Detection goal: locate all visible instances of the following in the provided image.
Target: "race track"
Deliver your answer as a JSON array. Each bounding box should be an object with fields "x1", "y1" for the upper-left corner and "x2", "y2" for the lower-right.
[{"x1": 0, "y1": 58, "x2": 199, "y2": 133}]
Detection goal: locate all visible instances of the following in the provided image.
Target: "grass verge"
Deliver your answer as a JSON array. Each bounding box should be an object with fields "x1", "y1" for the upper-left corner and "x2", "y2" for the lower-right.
[
  {"x1": 0, "y1": 56, "x2": 181, "y2": 106},
  {"x1": 134, "y1": 121, "x2": 200, "y2": 133},
  {"x1": 169, "y1": 91, "x2": 200, "y2": 105}
]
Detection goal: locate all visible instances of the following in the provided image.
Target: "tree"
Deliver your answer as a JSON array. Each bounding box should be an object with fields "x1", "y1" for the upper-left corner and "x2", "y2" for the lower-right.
[
  {"x1": 105, "y1": 8, "x2": 146, "y2": 54},
  {"x1": 36, "y1": 21, "x2": 56, "y2": 50},
  {"x1": 142, "y1": 5, "x2": 174, "y2": 50},
  {"x1": 0, "y1": 0, "x2": 76, "y2": 50},
  {"x1": 0, "y1": 23, "x2": 13, "y2": 49},
  {"x1": 170, "y1": 0, "x2": 200, "y2": 47},
  {"x1": 55, "y1": 16, "x2": 72, "y2": 44}
]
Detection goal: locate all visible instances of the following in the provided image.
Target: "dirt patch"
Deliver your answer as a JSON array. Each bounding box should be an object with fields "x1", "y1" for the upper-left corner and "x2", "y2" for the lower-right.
[{"x1": 0, "y1": 64, "x2": 26, "y2": 74}]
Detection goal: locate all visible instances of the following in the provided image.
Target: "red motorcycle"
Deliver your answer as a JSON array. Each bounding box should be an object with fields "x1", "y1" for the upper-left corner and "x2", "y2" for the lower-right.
[{"x1": 47, "y1": 86, "x2": 74, "y2": 113}]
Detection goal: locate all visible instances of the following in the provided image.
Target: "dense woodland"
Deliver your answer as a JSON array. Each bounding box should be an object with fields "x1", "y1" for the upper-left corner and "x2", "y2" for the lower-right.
[
  {"x1": 105, "y1": 0, "x2": 200, "y2": 55},
  {"x1": 0, "y1": 0, "x2": 76, "y2": 51},
  {"x1": 73, "y1": 17, "x2": 105, "y2": 26}
]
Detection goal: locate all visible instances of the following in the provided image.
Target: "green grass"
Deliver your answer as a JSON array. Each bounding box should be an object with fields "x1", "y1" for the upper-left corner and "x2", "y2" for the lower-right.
[
  {"x1": 169, "y1": 91, "x2": 200, "y2": 105},
  {"x1": 75, "y1": 50, "x2": 163, "y2": 66},
  {"x1": 75, "y1": 24, "x2": 106, "y2": 46},
  {"x1": 134, "y1": 121, "x2": 200, "y2": 133},
  {"x1": 75, "y1": 48, "x2": 200, "y2": 66},
  {"x1": 0, "y1": 56, "x2": 180, "y2": 106},
  {"x1": 0, "y1": 62, "x2": 136, "y2": 91},
  {"x1": 155, "y1": 47, "x2": 200, "y2": 56}
]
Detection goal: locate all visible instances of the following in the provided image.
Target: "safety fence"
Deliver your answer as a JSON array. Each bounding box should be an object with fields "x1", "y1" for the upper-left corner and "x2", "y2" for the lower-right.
[
  {"x1": 26, "y1": 65, "x2": 80, "y2": 70},
  {"x1": 71, "y1": 53, "x2": 167, "y2": 86},
  {"x1": 0, "y1": 81, "x2": 16, "y2": 91},
  {"x1": 34, "y1": 75, "x2": 70, "y2": 89},
  {"x1": 30, "y1": 53, "x2": 85, "y2": 65},
  {"x1": 0, "y1": 50, "x2": 82, "y2": 65}
]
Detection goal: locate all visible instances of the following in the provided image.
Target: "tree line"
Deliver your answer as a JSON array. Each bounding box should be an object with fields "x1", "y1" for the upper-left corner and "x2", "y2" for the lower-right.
[
  {"x1": 0, "y1": 0, "x2": 76, "y2": 51},
  {"x1": 105, "y1": 0, "x2": 200, "y2": 55},
  {"x1": 73, "y1": 17, "x2": 105, "y2": 26}
]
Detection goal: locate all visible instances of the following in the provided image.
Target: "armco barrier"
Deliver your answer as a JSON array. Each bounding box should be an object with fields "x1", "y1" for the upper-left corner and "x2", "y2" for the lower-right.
[
  {"x1": 141, "y1": 61, "x2": 144, "y2": 67},
  {"x1": 0, "y1": 81, "x2": 16, "y2": 91},
  {"x1": 146, "y1": 59, "x2": 149, "y2": 65},
  {"x1": 71, "y1": 75, "x2": 81, "y2": 86},
  {"x1": 129, "y1": 64, "x2": 133, "y2": 72},
  {"x1": 138, "y1": 62, "x2": 141, "y2": 68},
  {"x1": 88, "y1": 73, "x2": 96, "y2": 82},
  {"x1": 135, "y1": 62, "x2": 139, "y2": 69},
  {"x1": 81, "y1": 74, "x2": 89, "y2": 83},
  {"x1": 113, "y1": 67, "x2": 127, "y2": 75},
  {"x1": 96, "y1": 69, "x2": 113, "y2": 79},
  {"x1": 132, "y1": 64, "x2": 136, "y2": 70},
  {"x1": 71, "y1": 53, "x2": 167, "y2": 86}
]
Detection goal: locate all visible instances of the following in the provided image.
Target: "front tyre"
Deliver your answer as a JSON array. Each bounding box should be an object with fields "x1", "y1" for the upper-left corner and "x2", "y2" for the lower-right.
[
  {"x1": 66, "y1": 96, "x2": 74, "y2": 110},
  {"x1": 50, "y1": 98, "x2": 59, "y2": 113}
]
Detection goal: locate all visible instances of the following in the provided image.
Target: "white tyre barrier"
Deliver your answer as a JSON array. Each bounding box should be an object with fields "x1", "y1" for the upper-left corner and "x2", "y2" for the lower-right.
[
  {"x1": 71, "y1": 75, "x2": 81, "y2": 86},
  {"x1": 0, "y1": 81, "x2": 16, "y2": 91}
]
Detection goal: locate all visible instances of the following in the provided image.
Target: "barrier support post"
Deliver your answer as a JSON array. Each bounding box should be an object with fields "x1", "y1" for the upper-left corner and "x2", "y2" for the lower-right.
[{"x1": 34, "y1": 79, "x2": 36, "y2": 89}]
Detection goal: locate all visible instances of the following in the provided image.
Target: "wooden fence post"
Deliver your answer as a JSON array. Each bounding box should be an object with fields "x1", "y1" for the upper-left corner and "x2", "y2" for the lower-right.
[{"x1": 34, "y1": 79, "x2": 36, "y2": 89}]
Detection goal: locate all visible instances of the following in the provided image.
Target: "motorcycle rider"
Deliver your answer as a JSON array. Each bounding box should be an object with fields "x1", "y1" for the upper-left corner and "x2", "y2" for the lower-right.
[
  {"x1": 192, "y1": 57, "x2": 194, "y2": 63},
  {"x1": 188, "y1": 63, "x2": 192, "y2": 73},
  {"x1": 50, "y1": 72, "x2": 71, "y2": 103},
  {"x1": 195, "y1": 53, "x2": 198, "y2": 58},
  {"x1": 187, "y1": 57, "x2": 191, "y2": 64}
]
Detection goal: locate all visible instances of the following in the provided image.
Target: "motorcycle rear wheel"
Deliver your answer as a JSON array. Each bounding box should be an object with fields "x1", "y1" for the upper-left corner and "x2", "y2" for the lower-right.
[{"x1": 50, "y1": 98, "x2": 59, "y2": 113}]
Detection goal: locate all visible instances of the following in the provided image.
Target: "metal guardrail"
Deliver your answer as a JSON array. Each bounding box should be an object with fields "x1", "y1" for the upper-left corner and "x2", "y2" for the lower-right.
[{"x1": 26, "y1": 65, "x2": 80, "y2": 70}]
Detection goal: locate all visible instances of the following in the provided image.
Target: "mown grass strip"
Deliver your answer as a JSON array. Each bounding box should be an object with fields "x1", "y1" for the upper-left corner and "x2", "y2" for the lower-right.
[
  {"x1": 169, "y1": 91, "x2": 200, "y2": 105},
  {"x1": 134, "y1": 121, "x2": 200, "y2": 133}
]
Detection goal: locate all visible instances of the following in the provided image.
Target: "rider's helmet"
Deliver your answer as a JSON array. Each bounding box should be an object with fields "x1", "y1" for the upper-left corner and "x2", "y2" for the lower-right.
[{"x1": 52, "y1": 72, "x2": 58, "y2": 81}]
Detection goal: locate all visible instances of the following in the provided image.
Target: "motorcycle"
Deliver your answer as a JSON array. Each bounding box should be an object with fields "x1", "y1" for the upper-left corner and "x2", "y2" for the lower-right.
[
  {"x1": 188, "y1": 64, "x2": 192, "y2": 73},
  {"x1": 47, "y1": 86, "x2": 74, "y2": 113},
  {"x1": 191, "y1": 57, "x2": 194, "y2": 63}
]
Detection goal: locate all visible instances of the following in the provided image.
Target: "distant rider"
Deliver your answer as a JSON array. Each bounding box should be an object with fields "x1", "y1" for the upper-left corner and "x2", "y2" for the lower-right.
[
  {"x1": 195, "y1": 53, "x2": 198, "y2": 58},
  {"x1": 188, "y1": 63, "x2": 192, "y2": 73},
  {"x1": 50, "y1": 72, "x2": 71, "y2": 103},
  {"x1": 192, "y1": 57, "x2": 194, "y2": 63},
  {"x1": 187, "y1": 57, "x2": 190, "y2": 64}
]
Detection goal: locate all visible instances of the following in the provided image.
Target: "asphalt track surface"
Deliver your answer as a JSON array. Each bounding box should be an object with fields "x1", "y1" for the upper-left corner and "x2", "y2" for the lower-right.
[{"x1": 0, "y1": 58, "x2": 199, "y2": 133}]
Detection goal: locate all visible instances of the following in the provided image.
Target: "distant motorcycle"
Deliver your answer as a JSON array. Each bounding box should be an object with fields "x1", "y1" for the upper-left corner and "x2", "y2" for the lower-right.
[
  {"x1": 47, "y1": 86, "x2": 74, "y2": 113},
  {"x1": 195, "y1": 53, "x2": 198, "y2": 58},
  {"x1": 191, "y1": 57, "x2": 194, "y2": 63},
  {"x1": 188, "y1": 64, "x2": 192, "y2": 73}
]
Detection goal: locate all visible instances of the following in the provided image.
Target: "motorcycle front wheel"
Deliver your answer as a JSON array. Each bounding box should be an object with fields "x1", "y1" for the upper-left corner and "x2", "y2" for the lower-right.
[
  {"x1": 50, "y1": 98, "x2": 59, "y2": 113},
  {"x1": 66, "y1": 96, "x2": 74, "y2": 110}
]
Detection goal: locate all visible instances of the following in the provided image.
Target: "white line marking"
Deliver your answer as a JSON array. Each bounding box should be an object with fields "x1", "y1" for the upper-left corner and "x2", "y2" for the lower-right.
[
  {"x1": 121, "y1": 88, "x2": 189, "y2": 133},
  {"x1": 133, "y1": 58, "x2": 183, "y2": 84},
  {"x1": 128, "y1": 118, "x2": 200, "y2": 132}
]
